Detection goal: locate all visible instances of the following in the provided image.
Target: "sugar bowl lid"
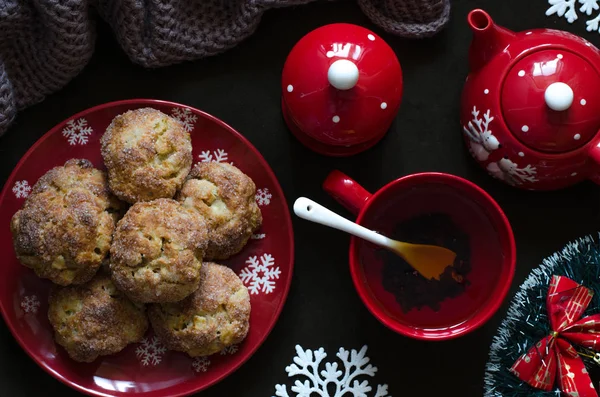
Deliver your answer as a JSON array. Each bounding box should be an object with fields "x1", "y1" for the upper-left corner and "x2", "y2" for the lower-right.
[
  {"x1": 282, "y1": 23, "x2": 403, "y2": 152},
  {"x1": 501, "y1": 49, "x2": 600, "y2": 152}
]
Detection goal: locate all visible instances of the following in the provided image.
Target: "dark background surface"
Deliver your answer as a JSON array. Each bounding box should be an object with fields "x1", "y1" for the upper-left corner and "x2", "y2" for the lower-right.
[{"x1": 2, "y1": 0, "x2": 600, "y2": 395}]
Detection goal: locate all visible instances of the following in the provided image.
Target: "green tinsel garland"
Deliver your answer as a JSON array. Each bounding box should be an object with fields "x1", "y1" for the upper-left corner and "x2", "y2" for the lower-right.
[{"x1": 485, "y1": 234, "x2": 600, "y2": 397}]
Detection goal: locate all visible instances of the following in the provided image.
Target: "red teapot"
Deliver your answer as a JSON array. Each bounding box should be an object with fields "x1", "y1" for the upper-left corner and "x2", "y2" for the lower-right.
[
  {"x1": 281, "y1": 23, "x2": 403, "y2": 157},
  {"x1": 461, "y1": 9, "x2": 600, "y2": 190}
]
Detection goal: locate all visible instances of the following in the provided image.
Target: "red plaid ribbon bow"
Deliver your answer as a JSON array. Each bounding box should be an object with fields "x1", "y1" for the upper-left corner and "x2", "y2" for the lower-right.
[{"x1": 510, "y1": 275, "x2": 600, "y2": 396}]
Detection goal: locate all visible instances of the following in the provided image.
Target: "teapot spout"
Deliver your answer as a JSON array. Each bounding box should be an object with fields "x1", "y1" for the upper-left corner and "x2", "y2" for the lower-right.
[{"x1": 467, "y1": 9, "x2": 517, "y2": 72}]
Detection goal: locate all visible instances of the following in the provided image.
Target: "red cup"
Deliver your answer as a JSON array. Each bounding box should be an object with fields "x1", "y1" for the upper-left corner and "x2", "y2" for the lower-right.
[{"x1": 323, "y1": 170, "x2": 516, "y2": 340}]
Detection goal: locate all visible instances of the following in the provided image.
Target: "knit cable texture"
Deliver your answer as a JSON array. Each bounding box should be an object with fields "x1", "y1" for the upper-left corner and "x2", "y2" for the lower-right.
[{"x1": 0, "y1": 0, "x2": 450, "y2": 136}]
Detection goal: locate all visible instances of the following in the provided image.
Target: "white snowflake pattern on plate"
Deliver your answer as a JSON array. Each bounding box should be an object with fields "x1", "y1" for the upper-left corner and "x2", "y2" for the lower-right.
[
  {"x1": 198, "y1": 149, "x2": 229, "y2": 163},
  {"x1": 255, "y1": 188, "x2": 272, "y2": 206},
  {"x1": 12, "y1": 180, "x2": 31, "y2": 199},
  {"x1": 192, "y1": 357, "x2": 211, "y2": 373},
  {"x1": 21, "y1": 295, "x2": 40, "y2": 314},
  {"x1": 62, "y1": 118, "x2": 93, "y2": 145},
  {"x1": 219, "y1": 344, "x2": 239, "y2": 355},
  {"x1": 135, "y1": 337, "x2": 167, "y2": 366},
  {"x1": 273, "y1": 345, "x2": 389, "y2": 397},
  {"x1": 191, "y1": 345, "x2": 238, "y2": 373},
  {"x1": 251, "y1": 233, "x2": 266, "y2": 240},
  {"x1": 171, "y1": 107, "x2": 198, "y2": 132},
  {"x1": 239, "y1": 253, "x2": 281, "y2": 295}
]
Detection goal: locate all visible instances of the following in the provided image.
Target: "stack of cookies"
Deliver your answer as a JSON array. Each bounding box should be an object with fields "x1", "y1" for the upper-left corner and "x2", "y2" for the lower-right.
[{"x1": 10, "y1": 108, "x2": 261, "y2": 363}]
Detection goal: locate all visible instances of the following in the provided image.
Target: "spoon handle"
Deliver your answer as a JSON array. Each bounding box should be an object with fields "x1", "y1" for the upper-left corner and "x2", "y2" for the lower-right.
[{"x1": 293, "y1": 197, "x2": 392, "y2": 248}]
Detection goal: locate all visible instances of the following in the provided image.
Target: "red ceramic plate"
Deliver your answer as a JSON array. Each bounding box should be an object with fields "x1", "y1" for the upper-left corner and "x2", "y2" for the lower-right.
[{"x1": 0, "y1": 99, "x2": 294, "y2": 397}]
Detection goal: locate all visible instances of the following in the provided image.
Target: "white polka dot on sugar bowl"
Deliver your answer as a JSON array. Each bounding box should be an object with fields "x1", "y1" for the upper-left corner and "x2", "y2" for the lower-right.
[
  {"x1": 380, "y1": 102, "x2": 387, "y2": 110},
  {"x1": 368, "y1": 34, "x2": 375, "y2": 41},
  {"x1": 518, "y1": 70, "x2": 526, "y2": 77},
  {"x1": 484, "y1": 89, "x2": 489, "y2": 94},
  {"x1": 574, "y1": 133, "x2": 581, "y2": 140},
  {"x1": 572, "y1": 172, "x2": 578, "y2": 176},
  {"x1": 332, "y1": 115, "x2": 340, "y2": 123},
  {"x1": 581, "y1": 99, "x2": 587, "y2": 106},
  {"x1": 518, "y1": 152, "x2": 524, "y2": 157},
  {"x1": 557, "y1": 54, "x2": 563, "y2": 59},
  {"x1": 522, "y1": 125, "x2": 529, "y2": 132},
  {"x1": 287, "y1": 85, "x2": 293, "y2": 93}
]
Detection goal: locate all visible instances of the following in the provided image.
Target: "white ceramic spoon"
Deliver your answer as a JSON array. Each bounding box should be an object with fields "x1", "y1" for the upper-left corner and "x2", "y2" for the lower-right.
[{"x1": 293, "y1": 197, "x2": 457, "y2": 281}]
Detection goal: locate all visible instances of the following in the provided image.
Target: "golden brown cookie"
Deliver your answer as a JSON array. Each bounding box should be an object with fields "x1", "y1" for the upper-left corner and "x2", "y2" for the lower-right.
[
  {"x1": 177, "y1": 162, "x2": 262, "y2": 260},
  {"x1": 100, "y1": 107, "x2": 193, "y2": 203},
  {"x1": 109, "y1": 198, "x2": 208, "y2": 303},
  {"x1": 10, "y1": 159, "x2": 123, "y2": 286},
  {"x1": 48, "y1": 272, "x2": 148, "y2": 363},
  {"x1": 148, "y1": 262, "x2": 250, "y2": 357}
]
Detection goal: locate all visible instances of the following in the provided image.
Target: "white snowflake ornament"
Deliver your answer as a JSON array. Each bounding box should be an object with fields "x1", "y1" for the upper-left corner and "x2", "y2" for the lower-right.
[
  {"x1": 587, "y1": 12, "x2": 600, "y2": 31},
  {"x1": 256, "y1": 188, "x2": 272, "y2": 206},
  {"x1": 547, "y1": 0, "x2": 579, "y2": 22},
  {"x1": 171, "y1": 107, "x2": 198, "y2": 132},
  {"x1": 273, "y1": 345, "x2": 390, "y2": 397},
  {"x1": 12, "y1": 180, "x2": 31, "y2": 199},
  {"x1": 62, "y1": 118, "x2": 93, "y2": 145},
  {"x1": 21, "y1": 295, "x2": 40, "y2": 314},
  {"x1": 546, "y1": 0, "x2": 600, "y2": 33},
  {"x1": 581, "y1": 0, "x2": 599, "y2": 15},
  {"x1": 135, "y1": 337, "x2": 167, "y2": 366},
  {"x1": 239, "y1": 253, "x2": 281, "y2": 295}
]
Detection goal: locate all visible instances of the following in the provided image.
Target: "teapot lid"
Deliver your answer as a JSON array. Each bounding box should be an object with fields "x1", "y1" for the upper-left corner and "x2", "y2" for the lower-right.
[
  {"x1": 281, "y1": 23, "x2": 403, "y2": 148},
  {"x1": 501, "y1": 49, "x2": 600, "y2": 152}
]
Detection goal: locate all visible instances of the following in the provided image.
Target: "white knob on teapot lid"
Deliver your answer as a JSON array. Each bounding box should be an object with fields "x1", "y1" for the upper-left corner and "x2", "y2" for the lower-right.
[
  {"x1": 328, "y1": 59, "x2": 359, "y2": 90},
  {"x1": 544, "y1": 82, "x2": 574, "y2": 111}
]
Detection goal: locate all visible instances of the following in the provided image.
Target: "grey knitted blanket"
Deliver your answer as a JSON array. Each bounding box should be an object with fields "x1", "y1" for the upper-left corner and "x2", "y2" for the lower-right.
[{"x1": 0, "y1": 0, "x2": 450, "y2": 136}]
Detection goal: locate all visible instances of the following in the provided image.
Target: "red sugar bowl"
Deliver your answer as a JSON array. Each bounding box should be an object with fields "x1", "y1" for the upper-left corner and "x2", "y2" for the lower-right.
[
  {"x1": 323, "y1": 170, "x2": 516, "y2": 340},
  {"x1": 282, "y1": 23, "x2": 403, "y2": 156}
]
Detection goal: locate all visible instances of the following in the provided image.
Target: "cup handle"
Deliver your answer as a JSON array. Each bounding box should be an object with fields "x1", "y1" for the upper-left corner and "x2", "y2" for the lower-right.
[{"x1": 322, "y1": 170, "x2": 372, "y2": 216}]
